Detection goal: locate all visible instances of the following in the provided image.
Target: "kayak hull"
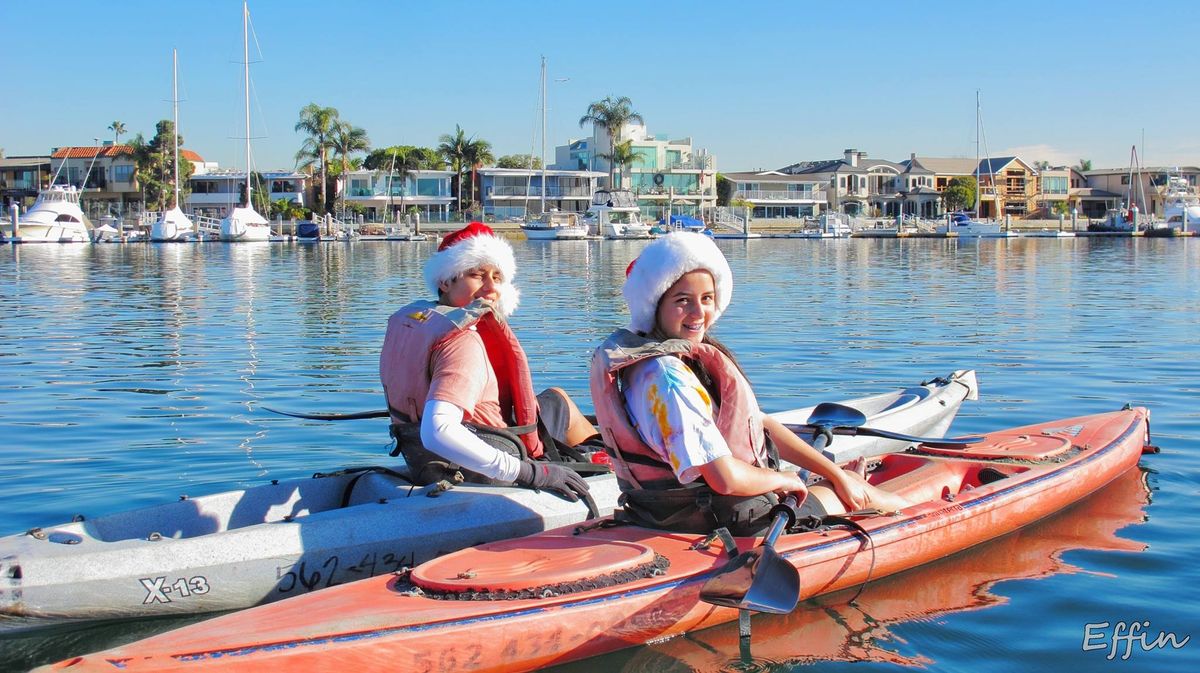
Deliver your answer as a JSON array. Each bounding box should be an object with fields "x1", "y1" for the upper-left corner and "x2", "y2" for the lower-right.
[
  {"x1": 0, "y1": 371, "x2": 976, "y2": 630},
  {"x1": 35, "y1": 406, "x2": 1149, "y2": 673}
]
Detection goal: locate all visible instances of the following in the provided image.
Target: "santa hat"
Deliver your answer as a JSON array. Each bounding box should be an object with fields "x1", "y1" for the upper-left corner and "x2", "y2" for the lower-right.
[
  {"x1": 424, "y1": 222, "x2": 520, "y2": 317},
  {"x1": 623, "y1": 232, "x2": 732, "y2": 334}
]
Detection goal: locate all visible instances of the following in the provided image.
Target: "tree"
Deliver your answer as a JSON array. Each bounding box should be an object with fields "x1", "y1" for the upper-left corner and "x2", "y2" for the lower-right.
[
  {"x1": 579, "y1": 96, "x2": 643, "y2": 187},
  {"x1": 1034, "y1": 160, "x2": 1051, "y2": 171},
  {"x1": 127, "y1": 120, "x2": 194, "y2": 211},
  {"x1": 716, "y1": 173, "x2": 734, "y2": 206},
  {"x1": 239, "y1": 172, "x2": 270, "y2": 215},
  {"x1": 1076, "y1": 159, "x2": 1093, "y2": 172},
  {"x1": 437, "y1": 125, "x2": 470, "y2": 215},
  {"x1": 365, "y1": 146, "x2": 443, "y2": 171},
  {"x1": 294, "y1": 103, "x2": 340, "y2": 214},
  {"x1": 496, "y1": 154, "x2": 542, "y2": 169},
  {"x1": 463, "y1": 136, "x2": 494, "y2": 209},
  {"x1": 599, "y1": 140, "x2": 636, "y2": 190},
  {"x1": 943, "y1": 175, "x2": 977, "y2": 212},
  {"x1": 108, "y1": 121, "x2": 126, "y2": 145},
  {"x1": 330, "y1": 121, "x2": 370, "y2": 216}
]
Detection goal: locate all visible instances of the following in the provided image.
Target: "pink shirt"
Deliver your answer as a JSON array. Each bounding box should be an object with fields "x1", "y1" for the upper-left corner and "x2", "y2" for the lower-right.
[{"x1": 427, "y1": 328, "x2": 504, "y2": 428}]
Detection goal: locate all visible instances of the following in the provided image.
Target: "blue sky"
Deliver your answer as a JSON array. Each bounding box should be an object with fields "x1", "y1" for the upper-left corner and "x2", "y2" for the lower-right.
[{"x1": 4, "y1": 0, "x2": 1198, "y2": 173}]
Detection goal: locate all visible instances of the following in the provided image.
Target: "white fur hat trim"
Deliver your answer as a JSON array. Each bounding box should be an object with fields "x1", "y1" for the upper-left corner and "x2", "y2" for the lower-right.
[{"x1": 622, "y1": 232, "x2": 731, "y2": 333}]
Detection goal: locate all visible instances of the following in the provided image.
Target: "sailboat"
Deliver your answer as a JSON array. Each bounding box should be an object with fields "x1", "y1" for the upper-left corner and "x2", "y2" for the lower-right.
[
  {"x1": 220, "y1": 1, "x2": 271, "y2": 242},
  {"x1": 937, "y1": 92, "x2": 1005, "y2": 238},
  {"x1": 150, "y1": 49, "x2": 195, "y2": 242},
  {"x1": 518, "y1": 57, "x2": 588, "y2": 241}
]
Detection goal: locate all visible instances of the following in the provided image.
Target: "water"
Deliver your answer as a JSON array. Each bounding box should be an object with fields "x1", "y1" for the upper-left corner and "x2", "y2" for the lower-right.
[{"x1": 1, "y1": 237, "x2": 1197, "y2": 672}]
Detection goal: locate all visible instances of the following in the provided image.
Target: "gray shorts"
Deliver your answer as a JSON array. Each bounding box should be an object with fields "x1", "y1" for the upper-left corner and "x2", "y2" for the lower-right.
[{"x1": 535, "y1": 388, "x2": 572, "y2": 445}]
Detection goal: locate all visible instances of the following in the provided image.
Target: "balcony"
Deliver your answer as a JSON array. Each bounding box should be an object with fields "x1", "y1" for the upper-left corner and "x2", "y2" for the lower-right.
[
  {"x1": 487, "y1": 186, "x2": 593, "y2": 198},
  {"x1": 735, "y1": 189, "x2": 826, "y2": 202},
  {"x1": 664, "y1": 157, "x2": 713, "y2": 171}
]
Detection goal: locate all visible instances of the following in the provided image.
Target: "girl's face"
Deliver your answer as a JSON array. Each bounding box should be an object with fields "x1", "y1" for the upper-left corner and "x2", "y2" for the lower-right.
[
  {"x1": 440, "y1": 265, "x2": 503, "y2": 307},
  {"x1": 655, "y1": 270, "x2": 716, "y2": 344}
]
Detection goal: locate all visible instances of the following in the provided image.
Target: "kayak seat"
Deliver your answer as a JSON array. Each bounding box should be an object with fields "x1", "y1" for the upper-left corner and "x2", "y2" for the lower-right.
[
  {"x1": 977, "y1": 467, "x2": 1009, "y2": 484},
  {"x1": 875, "y1": 458, "x2": 972, "y2": 504}
]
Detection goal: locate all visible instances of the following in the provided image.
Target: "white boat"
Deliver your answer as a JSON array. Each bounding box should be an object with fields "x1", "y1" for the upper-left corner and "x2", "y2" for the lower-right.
[
  {"x1": 937, "y1": 211, "x2": 1005, "y2": 238},
  {"x1": 0, "y1": 371, "x2": 977, "y2": 630},
  {"x1": 587, "y1": 189, "x2": 655, "y2": 239},
  {"x1": 1159, "y1": 172, "x2": 1200, "y2": 233},
  {"x1": 218, "y1": 3, "x2": 271, "y2": 243},
  {"x1": 150, "y1": 50, "x2": 195, "y2": 243},
  {"x1": 6, "y1": 185, "x2": 92, "y2": 243},
  {"x1": 521, "y1": 210, "x2": 588, "y2": 240}
]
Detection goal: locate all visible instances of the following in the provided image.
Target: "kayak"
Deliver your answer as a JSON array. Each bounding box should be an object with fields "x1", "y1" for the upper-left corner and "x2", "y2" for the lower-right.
[
  {"x1": 0, "y1": 370, "x2": 977, "y2": 631},
  {"x1": 34, "y1": 405, "x2": 1151, "y2": 673}
]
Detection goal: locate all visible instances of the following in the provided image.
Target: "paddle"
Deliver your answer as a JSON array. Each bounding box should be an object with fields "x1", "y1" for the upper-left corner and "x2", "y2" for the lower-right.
[
  {"x1": 262, "y1": 407, "x2": 390, "y2": 421},
  {"x1": 699, "y1": 403, "x2": 868, "y2": 615}
]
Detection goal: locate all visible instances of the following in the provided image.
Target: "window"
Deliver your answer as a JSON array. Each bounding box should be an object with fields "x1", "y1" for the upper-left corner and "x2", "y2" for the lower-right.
[
  {"x1": 1121, "y1": 176, "x2": 1130, "y2": 185},
  {"x1": 113, "y1": 164, "x2": 135, "y2": 183},
  {"x1": 416, "y1": 178, "x2": 442, "y2": 196},
  {"x1": 840, "y1": 177, "x2": 846, "y2": 188}
]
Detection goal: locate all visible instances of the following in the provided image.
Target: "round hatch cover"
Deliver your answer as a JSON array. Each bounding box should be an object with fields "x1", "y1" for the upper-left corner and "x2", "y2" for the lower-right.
[{"x1": 411, "y1": 535, "x2": 656, "y2": 593}]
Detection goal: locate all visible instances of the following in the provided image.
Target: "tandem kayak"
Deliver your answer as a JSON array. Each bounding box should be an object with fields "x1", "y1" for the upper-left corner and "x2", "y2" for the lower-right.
[
  {"x1": 0, "y1": 371, "x2": 977, "y2": 631},
  {"x1": 36, "y1": 405, "x2": 1152, "y2": 673}
]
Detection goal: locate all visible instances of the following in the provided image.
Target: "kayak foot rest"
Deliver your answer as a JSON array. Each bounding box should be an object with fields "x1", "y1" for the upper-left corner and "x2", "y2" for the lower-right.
[{"x1": 404, "y1": 537, "x2": 669, "y2": 601}]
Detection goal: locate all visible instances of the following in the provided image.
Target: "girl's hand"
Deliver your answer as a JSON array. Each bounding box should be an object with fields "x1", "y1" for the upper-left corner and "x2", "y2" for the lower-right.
[{"x1": 831, "y1": 469, "x2": 870, "y2": 510}]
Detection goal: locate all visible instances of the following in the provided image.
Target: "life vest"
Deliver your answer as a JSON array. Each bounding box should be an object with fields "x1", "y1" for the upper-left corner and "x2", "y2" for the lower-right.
[
  {"x1": 590, "y1": 328, "x2": 776, "y2": 489},
  {"x1": 380, "y1": 298, "x2": 544, "y2": 460},
  {"x1": 590, "y1": 329, "x2": 798, "y2": 535}
]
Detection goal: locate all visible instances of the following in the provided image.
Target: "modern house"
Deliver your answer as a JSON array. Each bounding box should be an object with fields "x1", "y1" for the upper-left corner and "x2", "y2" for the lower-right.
[
  {"x1": 722, "y1": 171, "x2": 826, "y2": 219},
  {"x1": 554, "y1": 121, "x2": 717, "y2": 218},
  {"x1": 0, "y1": 154, "x2": 51, "y2": 211},
  {"x1": 477, "y1": 167, "x2": 605, "y2": 220},
  {"x1": 186, "y1": 170, "x2": 307, "y2": 220},
  {"x1": 341, "y1": 168, "x2": 455, "y2": 222}
]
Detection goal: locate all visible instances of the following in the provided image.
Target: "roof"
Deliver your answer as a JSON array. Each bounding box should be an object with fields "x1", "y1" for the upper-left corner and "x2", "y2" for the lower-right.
[
  {"x1": 974, "y1": 156, "x2": 1037, "y2": 176},
  {"x1": 908, "y1": 157, "x2": 979, "y2": 175},
  {"x1": 0, "y1": 156, "x2": 51, "y2": 169},
  {"x1": 723, "y1": 171, "x2": 825, "y2": 184},
  {"x1": 478, "y1": 167, "x2": 606, "y2": 178},
  {"x1": 51, "y1": 145, "x2": 205, "y2": 163},
  {"x1": 777, "y1": 159, "x2": 860, "y2": 175}
]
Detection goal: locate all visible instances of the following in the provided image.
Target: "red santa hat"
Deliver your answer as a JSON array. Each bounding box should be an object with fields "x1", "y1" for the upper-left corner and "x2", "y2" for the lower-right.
[
  {"x1": 622, "y1": 232, "x2": 732, "y2": 333},
  {"x1": 424, "y1": 222, "x2": 520, "y2": 317}
]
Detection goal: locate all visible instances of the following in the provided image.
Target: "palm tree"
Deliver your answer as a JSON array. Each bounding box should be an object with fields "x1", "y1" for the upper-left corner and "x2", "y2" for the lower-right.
[
  {"x1": 438, "y1": 125, "x2": 470, "y2": 217},
  {"x1": 383, "y1": 147, "x2": 424, "y2": 232},
  {"x1": 108, "y1": 121, "x2": 126, "y2": 145},
  {"x1": 294, "y1": 103, "x2": 340, "y2": 214},
  {"x1": 463, "y1": 136, "x2": 493, "y2": 215},
  {"x1": 330, "y1": 121, "x2": 370, "y2": 216},
  {"x1": 579, "y1": 96, "x2": 643, "y2": 187},
  {"x1": 1076, "y1": 159, "x2": 1093, "y2": 172},
  {"x1": 599, "y1": 140, "x2": 637, "y2": 190}
]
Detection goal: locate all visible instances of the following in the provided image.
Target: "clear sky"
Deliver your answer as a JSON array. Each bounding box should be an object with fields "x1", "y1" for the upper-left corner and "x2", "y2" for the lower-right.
[{"x1": 4, "y1": 0, "x2": 1198, "y2": 173}]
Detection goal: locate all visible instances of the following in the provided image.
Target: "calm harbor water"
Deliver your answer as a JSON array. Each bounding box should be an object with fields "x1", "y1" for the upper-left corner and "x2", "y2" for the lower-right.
[{"x1": 1, "y1": 237, "x2": 1197, "y2": 672}]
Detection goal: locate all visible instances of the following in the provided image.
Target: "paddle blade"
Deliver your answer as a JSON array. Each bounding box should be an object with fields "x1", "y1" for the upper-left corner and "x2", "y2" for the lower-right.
[{"x1": 699, "y1": 545, "x2": 800, "y2": 615}]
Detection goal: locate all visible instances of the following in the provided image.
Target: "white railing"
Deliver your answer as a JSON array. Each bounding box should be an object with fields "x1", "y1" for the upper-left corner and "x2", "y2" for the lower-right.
[
  {"x1": 735, "y1": 189, "x2": 826, "y2": 202},
  {"x1": 194, "y1": 215, "x2": 223, "y2": 235},
  {"x1": 708, "y1": 206, "x2": 748, "y2": 233}
]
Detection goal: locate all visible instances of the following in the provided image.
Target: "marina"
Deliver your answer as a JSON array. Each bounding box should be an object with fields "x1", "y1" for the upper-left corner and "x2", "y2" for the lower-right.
[{"x1": 0, "y1": 237, "x2": 1196, "y2": 671}]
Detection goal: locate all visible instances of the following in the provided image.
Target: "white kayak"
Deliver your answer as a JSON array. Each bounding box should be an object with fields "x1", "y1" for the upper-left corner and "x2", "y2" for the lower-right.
[{"x1": 0, "y1": 370, "x2": 977, "y2": 631}]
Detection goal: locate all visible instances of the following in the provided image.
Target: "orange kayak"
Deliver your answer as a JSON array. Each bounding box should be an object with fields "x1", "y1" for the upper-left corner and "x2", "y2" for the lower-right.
[{"x1": 40, "y1": 408, "x2": 1152, "y2": 673}]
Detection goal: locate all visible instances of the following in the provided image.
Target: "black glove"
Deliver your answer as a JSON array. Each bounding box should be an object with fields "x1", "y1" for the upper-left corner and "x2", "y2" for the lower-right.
[{"x1": 515, "y1": 460, "x2": 590, "y2": 502}]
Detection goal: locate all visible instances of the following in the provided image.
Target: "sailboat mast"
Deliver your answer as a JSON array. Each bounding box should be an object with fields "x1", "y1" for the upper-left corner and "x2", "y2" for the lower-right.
[
  {"x1": 172, "y1": 48, "x2": 181, "y2": 210},
  {"x1": 974, "y1": 90, "x2": 981, "y2": 215},
  {"x1": 540, "y1": 56, "x2": 547, "y2": 215},
  {"x1": 243, "y1": 1, "x2": 251, "y2": 209}
]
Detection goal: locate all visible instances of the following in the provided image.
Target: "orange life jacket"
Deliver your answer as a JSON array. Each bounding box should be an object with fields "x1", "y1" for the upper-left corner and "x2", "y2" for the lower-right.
[
  {"x1": 380, "y1": 299, "x2": 544, "y2": 459},
  {"x1": 589, "y1": 328, "x2": 771, "y2": 491}
]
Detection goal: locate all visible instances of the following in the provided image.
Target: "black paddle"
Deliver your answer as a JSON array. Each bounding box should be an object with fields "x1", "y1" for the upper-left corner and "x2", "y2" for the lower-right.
[
  {"x1": 699, "y1": 402, "x2": 867, "y2": 615},
  {"x1": 262, "y1": 407, "x2": 390, "y2": 421}
]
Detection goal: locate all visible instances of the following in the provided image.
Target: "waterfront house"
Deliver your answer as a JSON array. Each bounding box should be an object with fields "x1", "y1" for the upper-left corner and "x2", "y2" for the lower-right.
[
  {"x1": 554, "y1": 121, "x2": 717, "y2": 219},
  {"x1": 186, "y1": 170, "x2": 307, "y2": 220},
  {"x1": 722, "y1": 171, "x2": 827, "y2": 219},
  {"x1": 50, "y1": 144, "x2": 214, "y2": 220},
  {"x1": 777, "y1": 150, "x2": 903, "y2": 217},
  {"x1": 0, "y1": 154, "x2": 50, "y2": 212},
  {"x1": 1083, "y1": 165, "x2": 1200, "y2": 219},
  {"x1": 898, "y1": 156, "x2": 979, "y2": 218},
  {"x1": 342, "y1": 168, "x2": 455, "y2": 223},
  {"x1": 477, "y1": 167, "x2": 605, "y2": 220}
]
